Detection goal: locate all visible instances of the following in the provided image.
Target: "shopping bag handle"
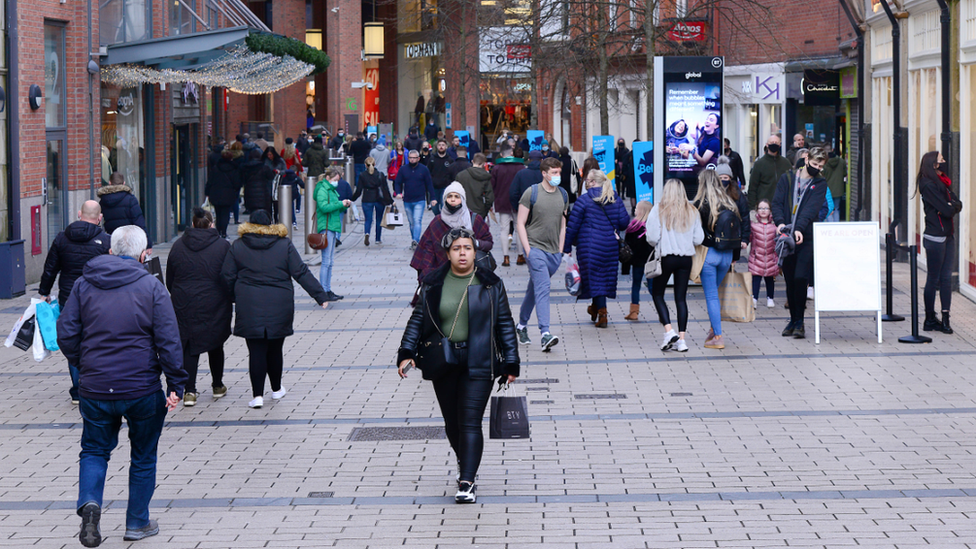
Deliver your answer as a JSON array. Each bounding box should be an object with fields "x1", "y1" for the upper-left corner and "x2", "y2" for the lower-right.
[{"x1": 496, "y1": 378, "x2": 517, "y2": 393}]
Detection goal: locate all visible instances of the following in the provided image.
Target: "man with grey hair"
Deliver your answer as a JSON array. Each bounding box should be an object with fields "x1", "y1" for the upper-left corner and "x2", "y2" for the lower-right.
[
  {"x1": 57, "y1": 225, "x2": 185, "y2": 547},
  {"x1": 39, "y1": 200, "x2": 111, "y2": 404}
]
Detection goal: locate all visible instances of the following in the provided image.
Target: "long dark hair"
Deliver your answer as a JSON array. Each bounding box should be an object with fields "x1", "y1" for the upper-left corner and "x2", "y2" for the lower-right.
[{"x1": 914, "y1": 150, "x2": 941, "y2": 198}]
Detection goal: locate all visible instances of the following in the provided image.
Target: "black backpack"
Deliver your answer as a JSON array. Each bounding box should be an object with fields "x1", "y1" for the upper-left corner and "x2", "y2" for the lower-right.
[{"x1": 712, "y1": 208, "x2": 741, "y2": 251}]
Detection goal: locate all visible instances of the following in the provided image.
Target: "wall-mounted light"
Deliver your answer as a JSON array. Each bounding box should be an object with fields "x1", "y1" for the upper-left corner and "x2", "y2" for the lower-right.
[
  {"x1": 363, "y1": 22, "x2": 384, "y2": 59},
  {"x1": 29, "y1": 85, "x2": 43, "y2": 110},
  {"x1": 87, "y1": 60, "x2": 100, "y2": 75}
]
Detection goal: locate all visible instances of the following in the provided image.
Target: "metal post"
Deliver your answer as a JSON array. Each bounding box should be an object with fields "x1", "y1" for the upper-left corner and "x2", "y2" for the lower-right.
[
  {"x1": 881, "y1": 232, "x2": 905, "y2": 322},
  {"x1": 898, "y1": 245, "x2": 932, "y2": 344},
  {"x1": 278, "y1": 183, "x2": 292, "y2": 241},
  {"x1": 304, "y1": 176, "x2": 316, "y2": 254}
]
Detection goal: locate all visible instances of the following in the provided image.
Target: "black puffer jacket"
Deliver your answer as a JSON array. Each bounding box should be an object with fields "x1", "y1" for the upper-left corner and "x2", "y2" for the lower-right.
[
  {"x1": 39, "y1": 220, "x2": 111, "y2": 308},
  {"x1": 220, "y1": 223, "x2": 329, "y2": 339},
  {"x1": 165, "y1": 227, "x2": 232, "y2": 354},
  {"x1": 97, "y1": 184, "x2": 152, "y2": 248},
  {"x1": 397, "y1": 264, "x2": 520, "y2": 381},
  {"x1": 206, "y1": 157, "x2": 242, "y2": 207},
  {"x1": 240, "y1": 159, "x2": 274, "y2": 213}
]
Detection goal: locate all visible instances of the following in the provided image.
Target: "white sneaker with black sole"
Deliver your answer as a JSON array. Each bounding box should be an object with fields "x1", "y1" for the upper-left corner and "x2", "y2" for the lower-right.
[
  {"x1": 674, "y1": 339, "x2": 689, "y2": 352},
  {"x1": 661, "y1": 329, "x2": 679, "y2": 351},
  {"x1": 455, "y1": 481, "x2": 476, "y2": 503}
]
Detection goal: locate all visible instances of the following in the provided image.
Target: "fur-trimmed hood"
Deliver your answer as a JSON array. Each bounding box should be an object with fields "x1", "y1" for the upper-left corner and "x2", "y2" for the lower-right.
[
  {"x1": 237, "y1": 222, "x2": 288, "y2": 238},
  {"x1": 97, "y1": 184, "x2": 132, "y2": 197}
]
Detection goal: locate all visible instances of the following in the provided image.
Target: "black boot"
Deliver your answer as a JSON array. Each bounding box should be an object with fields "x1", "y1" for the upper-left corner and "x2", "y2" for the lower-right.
[
  {"x1": 941, "y1": 311, "x2": 953, "y2": 334},
  {"x1": 923, "y1": 312, "x2": 941, "y2": 332}
]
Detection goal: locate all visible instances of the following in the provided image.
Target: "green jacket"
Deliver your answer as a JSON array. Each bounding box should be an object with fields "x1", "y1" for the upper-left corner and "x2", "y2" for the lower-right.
[
  {"x1": 303, "y1": 143, "x2": 328, "y2": 178},
  {"x1": 822, "y1": 156, "x2": 847, "y2": 199},
  {"x1": 748, "y1": 154, "x2": 793, "y2": 211},
  {"x1": 315, "y1": 180, "x2": 346, "y2": 233}
]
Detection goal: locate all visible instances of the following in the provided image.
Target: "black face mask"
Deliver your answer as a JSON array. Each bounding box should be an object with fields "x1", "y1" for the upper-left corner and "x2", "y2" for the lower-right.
[
  {"x1": 767, "y1": 143, "x2": 781, "y2": 155},
  {"x1": 805, "y1": 165, "x2": 821, "y2": 178},
  {"x1": 938, "y1": 162, "x2": 948, "y2": 173},
  {"x1": 444, "y1": 202, "x2": 462, "y2": 214},
  {"x1": 724, "y1": 148, "x2": 731, "y2": 155}
]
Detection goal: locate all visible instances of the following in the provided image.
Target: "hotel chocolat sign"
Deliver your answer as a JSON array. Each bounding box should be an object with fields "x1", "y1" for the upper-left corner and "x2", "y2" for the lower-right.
[
  {"x1": 802, "y1": 70, "x2": 839, "y2": 106},
  {"x1": 404, "y1": 42, "x2": 442, "y2": 59}
]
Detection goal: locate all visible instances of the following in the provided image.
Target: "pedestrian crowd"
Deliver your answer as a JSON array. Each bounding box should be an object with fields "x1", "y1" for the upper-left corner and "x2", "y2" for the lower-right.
[{"x1": 34, "y1": 124, "x2": 961, "y2": 543}]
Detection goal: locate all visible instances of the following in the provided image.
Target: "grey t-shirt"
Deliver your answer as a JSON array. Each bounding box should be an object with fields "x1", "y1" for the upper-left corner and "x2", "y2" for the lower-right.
[{"x1": 519, "y1": 184, "x2": 568, "y2": 254}]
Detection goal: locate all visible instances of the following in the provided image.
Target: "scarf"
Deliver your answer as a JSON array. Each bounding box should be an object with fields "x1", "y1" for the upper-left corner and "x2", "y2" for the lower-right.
[
  {"x1": 939, "y1": 173, "x2": 952, "y2": 188},
  {"x1": 439, "y1": 182, "x2": 472, "y2": 231}
]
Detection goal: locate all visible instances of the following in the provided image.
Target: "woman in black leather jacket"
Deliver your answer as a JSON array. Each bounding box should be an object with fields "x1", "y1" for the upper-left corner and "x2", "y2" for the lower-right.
[{"x1": 397, "y1": 228, "x2": 520, "y2": 504}]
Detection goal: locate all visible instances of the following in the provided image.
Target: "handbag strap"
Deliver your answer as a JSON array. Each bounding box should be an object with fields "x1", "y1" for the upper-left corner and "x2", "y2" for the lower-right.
[
  {"x1": 447, "y1": 269, "x2": 478, "y2": 340},
  {"x1": 598, "y1": 202, "x2": 621, "y2": 241}
]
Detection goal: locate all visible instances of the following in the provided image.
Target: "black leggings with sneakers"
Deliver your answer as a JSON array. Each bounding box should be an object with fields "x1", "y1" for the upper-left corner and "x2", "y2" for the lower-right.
[
  {"x1": 246, "y1": 338, "x2": 285, "y2": 397},
  {"x1": 431, "y1": 349, "x2": 494, "y2": 484},
  {"x1": 650, "y1": 255, "x2": 693, "y2": 332}
]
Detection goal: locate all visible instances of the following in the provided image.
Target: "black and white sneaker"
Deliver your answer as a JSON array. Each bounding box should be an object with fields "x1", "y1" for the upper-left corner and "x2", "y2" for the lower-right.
[
  {"x1": 455, "y1": 481, "x2": 476, "y2": 504},
  {"x1": 78, "y1": 502, "x2": 101, "y2": 547}
]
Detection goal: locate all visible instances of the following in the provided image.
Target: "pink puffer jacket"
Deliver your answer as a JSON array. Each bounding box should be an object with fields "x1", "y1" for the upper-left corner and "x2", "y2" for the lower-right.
[{"x1": 748, "y1": 221, "x2": 779, "y2": 277}]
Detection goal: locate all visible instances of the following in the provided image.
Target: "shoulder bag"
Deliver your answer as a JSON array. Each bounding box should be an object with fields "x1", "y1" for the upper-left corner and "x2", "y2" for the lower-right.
[
  {"x1": 600, "y1": 202, "x2": 633, "y2": 263},
  {"x1": 415, "y1": 270, "x2": 477, "y2": 380}
]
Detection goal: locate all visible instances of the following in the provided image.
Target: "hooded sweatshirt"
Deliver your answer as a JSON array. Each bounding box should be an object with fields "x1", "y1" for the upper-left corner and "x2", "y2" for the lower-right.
[
  {"x1": 57, "y1": 254, "x2": 186, "y2": 400},
  {"x1": 455, "y1": 165, "x2": 494, "y2": 217},
  {"x1": 369, "y1": 143, "x2": 391, "y2": 176},
  {"x1": 39, "y1": 220, "x2": 111, "y2": 308}
]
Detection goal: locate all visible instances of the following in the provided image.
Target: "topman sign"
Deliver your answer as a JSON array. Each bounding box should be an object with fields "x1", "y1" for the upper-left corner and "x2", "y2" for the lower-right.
[{"x1": 404, "y1": 42, "x2": 442, "y2": 59}]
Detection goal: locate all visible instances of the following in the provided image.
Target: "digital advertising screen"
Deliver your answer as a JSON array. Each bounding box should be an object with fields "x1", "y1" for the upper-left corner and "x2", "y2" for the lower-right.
[
  {"x1": 632, "y1": 141, "x2": 654, "y2": 203},
  {"x1": 663, "y1": 57, "x2": 724, "y2": 185}
]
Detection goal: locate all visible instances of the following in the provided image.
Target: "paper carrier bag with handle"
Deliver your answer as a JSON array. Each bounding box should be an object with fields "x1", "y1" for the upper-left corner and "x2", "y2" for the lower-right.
[{"x1": 489, "y1": 384, "x2": 530, "y2": 439}]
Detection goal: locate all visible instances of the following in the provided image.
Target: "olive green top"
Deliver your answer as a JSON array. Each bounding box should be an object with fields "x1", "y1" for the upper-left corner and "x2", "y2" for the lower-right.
[{"x1": 439, "y1": 270, "x2": 481, "y2": 343}]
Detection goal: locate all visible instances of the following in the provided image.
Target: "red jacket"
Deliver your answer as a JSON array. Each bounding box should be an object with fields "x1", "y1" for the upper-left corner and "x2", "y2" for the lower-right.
[
  {"x1": 388, "y1": 151, "x2": 406, "y2": 181},
  {"x1": 748, "y1": 220, "x2": 779, "y2": 277}
]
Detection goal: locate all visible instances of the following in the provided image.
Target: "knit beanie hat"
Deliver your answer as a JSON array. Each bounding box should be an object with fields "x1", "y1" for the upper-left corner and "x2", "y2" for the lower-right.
[
  {"x1": 714, "y1": 155, "x2": 734, "y2": 179},
  {"x1": 250, "y1": 210, "x2": 273, "y2": 225}
]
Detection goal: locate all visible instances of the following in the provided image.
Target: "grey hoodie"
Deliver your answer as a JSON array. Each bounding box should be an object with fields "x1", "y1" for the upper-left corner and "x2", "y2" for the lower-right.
[{"x1": 369, "y1": 144, "x2": 391, "y2": 176}]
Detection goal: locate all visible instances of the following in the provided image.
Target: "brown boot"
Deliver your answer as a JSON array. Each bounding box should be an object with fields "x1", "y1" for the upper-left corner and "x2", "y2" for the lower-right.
[
  {"x1": 502, "y1": 255, "x2": 510, "y2": 267},
  {"x1": 516, "y1": 254, "x2": 526, "y2": 265},
  {"x1": 587, "y1": 305, "x2": 598, "y2": 322},
  {"x1": 624, "y1": 304, "x2": 639, "y2": 321},
  {"x1": 595, "y1": 308, "x2": 608, "y2": 328}
]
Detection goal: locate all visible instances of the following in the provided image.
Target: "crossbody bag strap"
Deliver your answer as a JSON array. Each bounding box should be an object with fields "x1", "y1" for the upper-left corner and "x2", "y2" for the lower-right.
[{"x1": 599, "y1": 202, "x2": 621, "y2": 241}]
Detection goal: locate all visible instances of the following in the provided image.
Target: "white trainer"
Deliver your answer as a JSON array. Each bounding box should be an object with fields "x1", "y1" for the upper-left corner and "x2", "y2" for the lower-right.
[
  {"x1": 661, "y1": 329, "x2": 679, "y2": 351},
  {"x1": 674, "y1": 339, "x2": 689, "y2": 352},
  {"x1": 248, "y1": 396, "x2": 264, "y2": 409},
  {"x1": 766, "y1": 297, "x2": 775, "y2": 308},
  {"x1": 752, "y1": 297, "x2": 758, "y2": 309},
  {"x1": 271, "y1": 387, "x2": 287, "y2": 400}
]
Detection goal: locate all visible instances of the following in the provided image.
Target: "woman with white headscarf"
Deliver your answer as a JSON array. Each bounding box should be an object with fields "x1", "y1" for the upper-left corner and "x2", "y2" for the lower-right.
[{"x1": 411, "y1": 182, "x2": 493, "y2": 282}]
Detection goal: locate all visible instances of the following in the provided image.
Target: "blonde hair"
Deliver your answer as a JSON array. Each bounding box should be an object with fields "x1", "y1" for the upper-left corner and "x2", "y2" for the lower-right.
[
  {"x1": 693, "y1": 169, "x2": 738, "y2": 230},
  {"x1": 365, "y1": 155, "x2": 375, "y2": 174},
  {"x1": 633, "y1": 200, "x2": 653, "y2": 224},
  {"x1": 281, "y1": 144, "x2": 296, "y2": 160},
  {"x1": 659, "y1": 179, "x2": 698, "y2": 232},
  {"x1": 585, "y1": 169, "x2": 616, "y2": 205}
]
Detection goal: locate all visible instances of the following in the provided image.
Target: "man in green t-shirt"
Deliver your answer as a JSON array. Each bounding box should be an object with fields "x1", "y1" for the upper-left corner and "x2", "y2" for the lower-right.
[{"x1": 515, "y1": 157, "x2": 568, "y2": 352}]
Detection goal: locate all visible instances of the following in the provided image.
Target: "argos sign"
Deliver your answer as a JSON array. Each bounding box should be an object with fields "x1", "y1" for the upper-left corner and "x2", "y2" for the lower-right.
[{"x1": 667, "y1": 21, "x2": 707, "y2": 42}]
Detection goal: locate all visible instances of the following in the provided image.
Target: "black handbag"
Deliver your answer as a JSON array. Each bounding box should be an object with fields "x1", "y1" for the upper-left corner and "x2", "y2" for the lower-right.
[
  {"x1": 475, "y1": 250, "x2": 497, "y2": 271},
  {"x1": 413, "y1": 270, "x2": 477, "y2": 380},
  {"x1": 12, "y1": 316, "x2": 35, "y2": 351},
  {"x1": 599, "y1": 202, "x2": 632, "y2": 263}
]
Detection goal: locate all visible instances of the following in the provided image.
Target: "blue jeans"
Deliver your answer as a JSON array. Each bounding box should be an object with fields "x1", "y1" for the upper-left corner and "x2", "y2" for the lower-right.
[
  {"x1": 78, "y1": 390, "x2": 167, "y2": 529},
  {"x1": 362, "y1": 201, "x2": 385, "y2": 241},
  {"x1": 318, "y1": 230, "x2": 339, "y2": 292},
  {"x1": 354, "y1": 164, "x2": 365, "y2": 187},
  {"x1": 630, "y1": 262, "x2": 646, "y2": 304},
  {"x1": 431, "y1": 187, "x2": 445, "y2": 216},
  {"x1": 518, "y1": 248, "x2": 563, "y2": 334},
  {"x1": 700, "y1": 247, "x2": 734, "y2": 336},
  {"x1": 403, "y1": 200, "x2": 426, "y2": 243}
]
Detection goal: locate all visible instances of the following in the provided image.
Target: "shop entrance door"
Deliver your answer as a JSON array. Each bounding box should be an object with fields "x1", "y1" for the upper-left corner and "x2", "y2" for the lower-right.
[
  {"x1": 45, "y1": 136, "x2": 67, "y2": 247},
  {"x1": 172, "y1": 125, "x2": 191, "y2": 231}
]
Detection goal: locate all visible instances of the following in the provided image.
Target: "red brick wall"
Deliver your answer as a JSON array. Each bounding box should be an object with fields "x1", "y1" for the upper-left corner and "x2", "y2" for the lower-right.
[
  {"x1": 377, "y1": 0, "x2": 398, "y2": 131},
  {"x1": 272, "y1": 0, "x2": 310, "y2": 143},
  {"x1": 325, "y1": 0, "x2": 362, "y2": 133}
]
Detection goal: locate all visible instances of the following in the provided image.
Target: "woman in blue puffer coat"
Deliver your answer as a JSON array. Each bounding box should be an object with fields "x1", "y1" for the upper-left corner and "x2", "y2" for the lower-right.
[{"x1": 564, "y1": 169, "x2": 630, "y2": 327}]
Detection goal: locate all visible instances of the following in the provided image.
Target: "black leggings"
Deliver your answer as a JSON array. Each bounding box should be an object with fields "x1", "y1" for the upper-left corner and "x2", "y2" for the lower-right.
[
  {"x1": 751, "y1": 276, "x2": 776, "y2": 300},
  {"x1": 923, "y1": 236, "x2": 953, "y2": 314},
  {"x1": 214, "y1": 205, "x2": 232, "y2": 237},
  {"x1": 246, "y1": 338, "x2": 285, "y2": 397},
  {"x1": 782, "y1": 255, "x2": 809, "y2": 324},
  {"x1": 183, "y1": 345, "x2": 225, "y2": 393},
  {"x1": 431, "y1": 350, "x2": 493, "y2": 484},
  {"x1": 650, "y1": 255, "x2": 693, "y2": 332}
]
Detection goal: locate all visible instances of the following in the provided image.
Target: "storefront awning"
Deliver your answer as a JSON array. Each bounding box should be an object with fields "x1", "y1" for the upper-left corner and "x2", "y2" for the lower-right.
[{"x1": 102, "y1": 26, "x2": 329, "y2": 95}]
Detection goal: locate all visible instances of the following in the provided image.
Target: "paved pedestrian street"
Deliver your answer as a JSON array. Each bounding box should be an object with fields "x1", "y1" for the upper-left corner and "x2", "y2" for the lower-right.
[{"x1": 2, "y1": 212, "x2": 975, "y2": 549}]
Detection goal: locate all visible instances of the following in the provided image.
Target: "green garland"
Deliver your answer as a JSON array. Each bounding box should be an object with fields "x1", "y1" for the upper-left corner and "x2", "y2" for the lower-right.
[{"x1": 245, "y1": 33, "x2": 331, "y2": 74}]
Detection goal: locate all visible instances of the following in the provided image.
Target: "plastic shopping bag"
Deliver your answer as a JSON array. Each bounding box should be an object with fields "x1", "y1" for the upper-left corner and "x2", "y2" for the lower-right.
[
  {"x1": 35, "y1": 300, "x2": 60, "y2": 352},
  {"x1": 564, "y1": 261, "x2": 581, "y2": 296},
  {"x1": 32, "y1": 313, "x2": 51, "y2": 362},
  {"x1": 5, "y1": 299, "x2": 40, "y2": 349}
]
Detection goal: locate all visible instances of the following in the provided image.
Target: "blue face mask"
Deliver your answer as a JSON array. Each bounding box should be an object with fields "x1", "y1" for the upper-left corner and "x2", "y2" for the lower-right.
[{"x1": 551, "y1": 176, "x2": 562, "y2": 186}]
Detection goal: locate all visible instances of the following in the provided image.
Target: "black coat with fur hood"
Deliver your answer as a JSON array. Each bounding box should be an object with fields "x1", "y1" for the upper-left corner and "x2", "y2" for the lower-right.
[
  {"x1": 220, "y1": 223, "x2": 329, "y2": 339},
  {"x1": 397, "y1": 264, "x2": 520, "y2": 380},
  {"x1": 97, "y1": 184, "x2": 152, "y2": 248}
]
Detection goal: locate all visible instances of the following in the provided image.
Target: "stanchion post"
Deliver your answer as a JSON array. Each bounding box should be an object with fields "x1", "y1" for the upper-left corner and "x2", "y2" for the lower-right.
[
  {"x1": 881, "y1": 232, "x2": 905, "y2": 322},
  {"x1": 304, "y1": 176, "x2": 316, "y2": 254},
  {"x1": 898, "y1": 244, "x2": 932, "y2": 344},
  {"x1": 279, "y1": 183, "x2": 292, "y2": 241}
]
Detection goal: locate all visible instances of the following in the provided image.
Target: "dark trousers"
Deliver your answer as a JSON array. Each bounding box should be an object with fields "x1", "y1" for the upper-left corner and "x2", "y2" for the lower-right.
[
  {"x1": 782, "y1": 254, "x2": 809, "y2": 324},
  {"x1": 78, "y1": 390, "x2": 166, "y2": 529},
  {"x1": 431, "y1": 350, "x2": 493, "y2": 484},
  {"x1": 923, "y1": 236, "x2": 954, "y2": 314},
  {"x1": 751, "y1": 276, "x2": 776, "y2": 300},
  {"x1": 650, "y1": 255, "x2": 693, "y2": 332},
  {"x1": 232, "y1": 199, "x2": 240, "y2": 223},
  {"x1": 183, "y1": 345, "x2": 225, "y2": 393},
  {"x1": 591, "y1": 296, "x2": 607, "y2": 309},
  {"x1": 630, "y1": 262, "x2": 645, "y2": 304},
  {"x1": 214, "y1": 205, "x2": 232, "y2": 237},
  {"x1": 245, "y1": 338, "x2": 285, "y2": 397}
]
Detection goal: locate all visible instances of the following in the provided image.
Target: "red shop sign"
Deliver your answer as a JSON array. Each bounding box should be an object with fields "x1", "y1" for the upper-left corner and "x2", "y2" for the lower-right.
[
  {"x1": 506, "y1": 44, "x2": 531, "y2": 60},
  {"x1": 668, "y1": 21, "x2": 707, "y2": 42}
]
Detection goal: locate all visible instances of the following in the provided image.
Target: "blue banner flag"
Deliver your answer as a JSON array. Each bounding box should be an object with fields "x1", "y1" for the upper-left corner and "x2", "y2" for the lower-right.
[
  {"x1": 592, "y1": 135, "x2": 615, "y2": 187},
  {"x1": 632, "y1": 141, "x2": 654, "y2": 203},
  {"x1": 527, "y1": 130, "x2": 545, "y2": 151}
]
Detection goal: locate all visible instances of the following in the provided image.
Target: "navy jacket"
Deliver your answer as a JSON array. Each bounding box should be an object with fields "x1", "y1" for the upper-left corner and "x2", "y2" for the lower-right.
[
  {"x1": 57, "y1": 254, "x2": 186, "y2": 400},
  {"x1": 509, "y1": 160, "x2": 543, "y2": 211},
  {"x1": 563, "y1": 189, "x2": 630, "y2": 300},
  {"x1": 39, "y1": 221, "x2": 111, "y2": 308},
  {"x1": 97, "y1": 184, "x2": 152, "y2": 248},
  {"x1": 394, "y1": 161, "x2": 435, "y2": 204}
]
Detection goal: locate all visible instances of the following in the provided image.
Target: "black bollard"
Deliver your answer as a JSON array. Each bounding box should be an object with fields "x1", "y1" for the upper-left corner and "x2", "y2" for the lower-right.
[
  {"x1": 881, "y1": 232, "x2": 905, "y2": 322},
  {"x1": 898, "y1": 245, "x2": 931, "y2": 344}
]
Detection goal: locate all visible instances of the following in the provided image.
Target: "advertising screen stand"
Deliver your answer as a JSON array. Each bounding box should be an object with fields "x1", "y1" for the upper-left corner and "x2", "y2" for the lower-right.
[{"x1": 812, "y1": 222, "x2": 883, "y2": 344}]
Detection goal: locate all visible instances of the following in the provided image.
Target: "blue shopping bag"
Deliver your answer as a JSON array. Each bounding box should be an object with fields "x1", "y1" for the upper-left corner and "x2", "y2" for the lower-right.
[{"x1": 35, "y1": 301, "x2": 60, "y2": 352}]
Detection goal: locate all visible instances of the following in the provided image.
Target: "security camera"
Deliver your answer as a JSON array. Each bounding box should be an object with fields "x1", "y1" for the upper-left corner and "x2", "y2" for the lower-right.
[{"x1": 330, "y1": 6, "x2": 339, "y2": 12}]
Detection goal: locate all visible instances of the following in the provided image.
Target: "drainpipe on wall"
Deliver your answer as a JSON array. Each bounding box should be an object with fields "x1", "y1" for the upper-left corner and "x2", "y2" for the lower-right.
[
  {"x1": 88, "y1": 0, "x2": 95, "y2": 198},
  {"x1": 838, "y1": 0, "x2": 866, "y2": 222},
  {"x1": 879, "y1": 0, "x2": 907, "y2": 244},
  {"x1": 6, "y1": 0, "x2": 20, "y2": 242}
]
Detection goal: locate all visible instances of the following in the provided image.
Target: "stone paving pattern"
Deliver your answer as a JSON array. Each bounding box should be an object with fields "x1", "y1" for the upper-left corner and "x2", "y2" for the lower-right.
[{"x1": 1, "y1": 210, "x2": 975, "y2": 548}]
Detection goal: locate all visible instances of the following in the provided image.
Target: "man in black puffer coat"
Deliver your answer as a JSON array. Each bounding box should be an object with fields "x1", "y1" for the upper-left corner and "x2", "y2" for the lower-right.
[
  {"x1": 39, "y1": 200, "x2": 111, "y2": 404},
  {"x1": 240, "y1": 148, "x2": 274, "y2": 215},
  {"x1": 206, "y1": 150, "x2": 242, "y2": 237},
  {"x1": 97, "y1": 173, "x2": 152, "y2": 249}
]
